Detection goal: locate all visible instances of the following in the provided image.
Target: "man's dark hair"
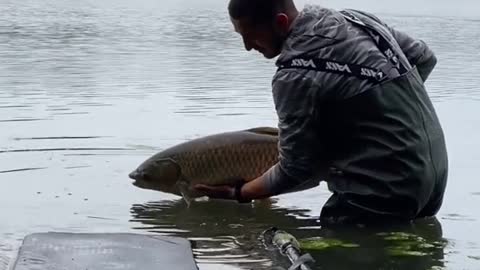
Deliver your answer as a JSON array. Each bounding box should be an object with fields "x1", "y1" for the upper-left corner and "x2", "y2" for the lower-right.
[{"x1": 228, "y1": 0, "x2": 291, "y2": 25}]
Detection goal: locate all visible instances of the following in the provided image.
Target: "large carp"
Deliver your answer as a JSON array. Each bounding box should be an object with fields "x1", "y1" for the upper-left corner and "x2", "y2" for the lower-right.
[{"x1": 128, "y1": 127, "x2": 320, "y2": 204}]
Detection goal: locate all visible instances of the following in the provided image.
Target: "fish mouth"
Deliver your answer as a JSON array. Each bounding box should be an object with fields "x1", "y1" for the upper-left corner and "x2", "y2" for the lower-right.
[
  {"x1": 128, "y1": 170, "x2": 139, "y2": 180},
  {"x1": 129, "y1": 170, "x2": 153, "y2": 190},
  {"x1": 128, "y1": 170, "x2": 143, "y2": 187}
]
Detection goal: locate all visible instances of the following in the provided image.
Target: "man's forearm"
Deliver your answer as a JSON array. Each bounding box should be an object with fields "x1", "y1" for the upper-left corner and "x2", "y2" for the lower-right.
[
  {"x1": 241, "y1": 163, "x2": 303, "y2": 200},
  {"x1": 240, "y1": 174, "x2": 273, "y2": 200}
]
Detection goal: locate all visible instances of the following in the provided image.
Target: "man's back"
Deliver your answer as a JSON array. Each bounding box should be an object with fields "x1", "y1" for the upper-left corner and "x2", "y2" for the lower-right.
[{"x1": 270, "y1": 6, "x2": 448, "y2": 222}]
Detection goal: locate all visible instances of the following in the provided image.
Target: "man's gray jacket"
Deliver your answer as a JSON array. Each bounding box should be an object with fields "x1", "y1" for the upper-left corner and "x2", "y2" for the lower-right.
[{"x1": 262, "y1": 5, "x2": 448, "y2": 219}]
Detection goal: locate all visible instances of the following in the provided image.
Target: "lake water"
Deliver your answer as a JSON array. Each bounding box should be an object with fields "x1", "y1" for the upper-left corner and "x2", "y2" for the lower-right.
[{"x1": 0, "y1": 0, "x2": 479, "y2": 269}]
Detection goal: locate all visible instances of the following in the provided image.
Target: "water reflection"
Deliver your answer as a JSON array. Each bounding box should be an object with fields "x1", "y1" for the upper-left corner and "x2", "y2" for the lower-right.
[
  {"x1": 296, "y1": 217, "x2": 447, "y2": 270},
  {"x1": 130, "y1": 199, "x2": 318, "y2": 270},
  {"x1": 129, "y1": 199, "x2": 447, "y2": 270}
]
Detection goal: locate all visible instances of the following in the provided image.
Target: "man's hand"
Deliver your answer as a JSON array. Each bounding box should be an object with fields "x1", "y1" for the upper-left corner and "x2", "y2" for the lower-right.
[
  {"x1": 194, "y1": 175, "x2": 272, "y2": 203},
  {"x1": 194, "y1": 184, "x2": 236, "y2": 200}
]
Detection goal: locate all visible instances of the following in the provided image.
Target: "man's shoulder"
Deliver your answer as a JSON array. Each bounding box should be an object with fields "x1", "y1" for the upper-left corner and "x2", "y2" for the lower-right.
[
  {"x1": 276, "y1": 6, "x2": 376, "y2": 66},
  {"x1": 341, "y1": 8, "x2": 386, "y2": 23}
]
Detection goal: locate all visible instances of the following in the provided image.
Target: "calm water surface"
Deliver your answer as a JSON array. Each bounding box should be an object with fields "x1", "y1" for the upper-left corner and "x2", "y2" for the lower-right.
[{"x1": 0, "y1": 0, "x2": 479, "y2": 269}]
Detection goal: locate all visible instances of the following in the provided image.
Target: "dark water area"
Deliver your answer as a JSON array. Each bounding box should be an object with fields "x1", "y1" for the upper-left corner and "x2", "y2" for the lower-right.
[{"x1": 1, "y1": 0, "x2": 479, "y2": 269}]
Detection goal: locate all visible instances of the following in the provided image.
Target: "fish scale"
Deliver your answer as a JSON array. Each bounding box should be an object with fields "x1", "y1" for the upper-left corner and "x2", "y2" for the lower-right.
[{"x1": 177, "y1": 142, "x2": 278, "y2": 184}]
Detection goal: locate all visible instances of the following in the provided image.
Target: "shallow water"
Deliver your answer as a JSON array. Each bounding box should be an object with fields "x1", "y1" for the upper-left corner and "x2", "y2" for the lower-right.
[{"x1": 0, "y1": 0, "x2": 479, "y2": 269}]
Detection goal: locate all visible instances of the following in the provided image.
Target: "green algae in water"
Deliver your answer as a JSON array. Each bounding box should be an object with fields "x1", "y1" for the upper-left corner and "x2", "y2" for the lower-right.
[
  {"x1": 378, "y1": 232, "x2": 442, "y2": 257},
  {"x1": 386, "y1": 247, "x2": 431, "y2": 257},
  {"x1": 377, "y1": 232, "x2": 425, "y2": 242},
  {"x1": 428, "y1": 266, "x2": 446, "y2": 270},
  {"x1": 299, "y1": 237, "x2": 360, "y2": 250}
]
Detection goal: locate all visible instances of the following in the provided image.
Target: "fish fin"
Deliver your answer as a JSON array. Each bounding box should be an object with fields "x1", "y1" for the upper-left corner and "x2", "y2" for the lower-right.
[
  {"x1": 178, "y1": 181, "x2": 193, "y2": 207},
  {"x1": 175, "y1": 178, "x2": 194, "y2": 207},
  {"x1": 176, "y1": 177, "x2": 210, "y2": 205},
  {"x1": 244, "y1": 127, "x2": 278, "y2": 136}
]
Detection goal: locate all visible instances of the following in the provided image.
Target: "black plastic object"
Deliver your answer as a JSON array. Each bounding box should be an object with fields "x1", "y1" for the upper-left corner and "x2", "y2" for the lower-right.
[{"x1": 11, "y1": 232, "x2": 198, "y2": 270}]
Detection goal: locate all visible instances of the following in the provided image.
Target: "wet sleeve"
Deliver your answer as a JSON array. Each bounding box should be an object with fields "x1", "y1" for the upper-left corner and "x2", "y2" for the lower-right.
[
  {"x1": 261, "y1": 70, "x2": 320, "y2": 195},
  {"x1": 387, "y1": 26, "x2": 437, "y2": 82}
]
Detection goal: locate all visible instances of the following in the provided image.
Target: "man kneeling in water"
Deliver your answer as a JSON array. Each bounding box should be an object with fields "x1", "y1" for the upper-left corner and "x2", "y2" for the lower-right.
[{"x1": 196, "y1": 0, "x2": 448, "y2": 225}]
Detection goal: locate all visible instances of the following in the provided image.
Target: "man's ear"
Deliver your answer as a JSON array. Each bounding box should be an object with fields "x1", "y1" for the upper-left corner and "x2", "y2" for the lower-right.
[{"x1": 274, "y1": 13, "x2": 290, "y2": 34}]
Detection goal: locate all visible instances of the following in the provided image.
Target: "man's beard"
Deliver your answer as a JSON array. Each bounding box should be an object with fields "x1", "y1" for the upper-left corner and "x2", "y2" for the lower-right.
[{"x1": 264, "y1": 34, "x2": 286, "y2": 59}]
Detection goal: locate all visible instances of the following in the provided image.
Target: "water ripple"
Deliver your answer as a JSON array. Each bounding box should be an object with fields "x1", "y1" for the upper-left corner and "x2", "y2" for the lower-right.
[
  {"x1": 0, "y1": 147, "x2": 132, "y2": 154},
  {"x1": 0, "y1": 118, "x2": 46, "y2": 123},
  {"x1": 0, "y1": 167, "x2": 47, "y2": 174},
  {"x1": 0, "y1": 105, "x2": 31, "y2": 109},
  {"x1": 441, "y1": 213, "x2": 476, "y2": 222},
  {"x1": 13, "y1": 136, "x2": 106, "y2": 141}
]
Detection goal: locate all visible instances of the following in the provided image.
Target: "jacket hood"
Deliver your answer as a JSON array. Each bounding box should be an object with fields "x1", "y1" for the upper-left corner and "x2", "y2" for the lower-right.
[{"x1": 275, "y1": 5, "x2": 348, "y2": 65}]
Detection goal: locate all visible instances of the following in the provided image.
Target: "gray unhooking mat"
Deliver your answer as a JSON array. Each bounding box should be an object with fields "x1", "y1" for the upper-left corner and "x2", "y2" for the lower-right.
[{"x1": 11, "y1": 232, "x2": 199, "y2": 270}]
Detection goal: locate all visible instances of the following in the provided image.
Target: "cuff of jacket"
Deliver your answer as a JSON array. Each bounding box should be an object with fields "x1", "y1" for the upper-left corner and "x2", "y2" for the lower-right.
[
  {"x1": 417, "y1": 52, "x2": 437, "y2": 82},
  {"x1": 413, "y1": 40, "x2": 437, "y2": 82}
]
